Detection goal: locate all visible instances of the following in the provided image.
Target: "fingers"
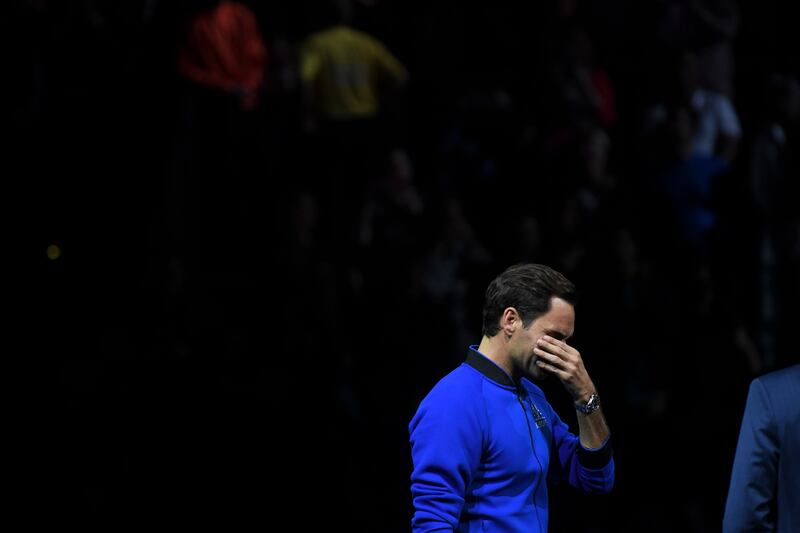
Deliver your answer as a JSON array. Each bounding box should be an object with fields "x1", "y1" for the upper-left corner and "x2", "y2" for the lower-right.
[
  {"x1": 536, "y1": 336, "x2": 578, "y2": 362},
  {"x1": 534, "y1": 357, "x2": 570, "y2": 379},
  {"x1": 535, "y1": 336, "x2": 595, "y2": 400},
  {"x1": 534, "y1": 335, "x2": 582, "y2": 378},
  {"x1": 533, "y1": 347, "x2": 574, "y2": 374}
]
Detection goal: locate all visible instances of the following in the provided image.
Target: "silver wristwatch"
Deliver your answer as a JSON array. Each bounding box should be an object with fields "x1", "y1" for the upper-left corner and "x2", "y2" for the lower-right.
[{"x1": 575, "y1": 393, "x2": 601, "y2": 414}]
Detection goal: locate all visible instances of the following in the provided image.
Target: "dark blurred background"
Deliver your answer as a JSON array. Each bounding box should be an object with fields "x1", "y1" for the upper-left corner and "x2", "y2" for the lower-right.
[{"x1": 15, "y1": 0, "x2": 800, "y2": 530}]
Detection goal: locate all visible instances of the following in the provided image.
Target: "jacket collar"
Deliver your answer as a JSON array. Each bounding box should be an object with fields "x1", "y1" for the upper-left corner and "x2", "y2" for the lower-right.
[{"x1": 465, "y1": 345, "x2": 516, "y2": 388}]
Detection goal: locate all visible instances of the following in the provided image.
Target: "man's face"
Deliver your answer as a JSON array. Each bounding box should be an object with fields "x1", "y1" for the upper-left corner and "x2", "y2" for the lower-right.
[{"x1": 514, "y1": 297, "x2": 575, "y2": 381}]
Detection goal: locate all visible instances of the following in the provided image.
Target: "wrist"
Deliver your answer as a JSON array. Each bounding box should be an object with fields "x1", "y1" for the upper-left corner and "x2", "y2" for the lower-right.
[{"x1": 573, "y1": 389, "x2": 597, "y2": 405}]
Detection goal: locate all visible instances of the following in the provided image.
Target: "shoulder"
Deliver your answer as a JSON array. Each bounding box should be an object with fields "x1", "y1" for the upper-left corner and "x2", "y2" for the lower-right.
[
  {"x1": 752, "y1": 364, "x2": 800, "y2": 403},
  {"x1": 757, "y1": 363, "x2": 800, "y2": 383},
  {"x1": 410, "y1": 365, "x2": 488, "y2": 433},
  {"x1": 420, "y1": 365, "x2": 486, "y2": 408}
]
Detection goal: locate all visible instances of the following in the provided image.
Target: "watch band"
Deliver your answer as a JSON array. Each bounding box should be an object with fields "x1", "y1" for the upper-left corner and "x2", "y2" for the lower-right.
[{"x1": 575, "y1": 393, "x2": 601, "y2": 414}]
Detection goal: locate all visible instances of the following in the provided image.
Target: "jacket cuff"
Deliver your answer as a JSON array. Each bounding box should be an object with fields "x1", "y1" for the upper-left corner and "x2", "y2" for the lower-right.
[{"x1": 578, "y1": 437, "x2": 613, "y2": 469}]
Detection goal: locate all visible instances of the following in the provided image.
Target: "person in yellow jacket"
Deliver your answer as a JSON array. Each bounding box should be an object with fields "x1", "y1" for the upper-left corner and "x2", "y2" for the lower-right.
[
  {"x1": 298, "y1": 5, "x2": 409, "y2": 253},
  {"x1": 300, "y1": 23, "x2": 408, "y2": 122}
]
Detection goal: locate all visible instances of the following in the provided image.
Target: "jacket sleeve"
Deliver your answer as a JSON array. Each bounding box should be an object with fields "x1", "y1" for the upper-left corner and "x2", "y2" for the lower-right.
[
  {"x1": 722, "y1": 378, "x2": 778, "y2": 533},
  {"x1": 409, "y1": 380, "x2": 484, "y2": 532},
  {"x1": 546, "y1": 407, "x2": 614, "y2": 494}
]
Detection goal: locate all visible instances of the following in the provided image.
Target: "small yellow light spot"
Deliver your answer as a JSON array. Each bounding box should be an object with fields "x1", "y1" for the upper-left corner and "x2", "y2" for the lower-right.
[{"x1": 46, "y1": 244, "x2": 61, "y2": 260}]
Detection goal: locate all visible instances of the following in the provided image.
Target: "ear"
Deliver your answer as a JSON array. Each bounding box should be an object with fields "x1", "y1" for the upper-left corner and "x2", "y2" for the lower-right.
[{"x1": 500, "y1": 307, "x2": 520, "y2": 338}]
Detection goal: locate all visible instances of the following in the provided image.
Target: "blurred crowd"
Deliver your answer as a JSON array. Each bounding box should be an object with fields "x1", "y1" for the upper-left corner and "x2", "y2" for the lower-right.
[{"x1": 17, "y1": 0, "x2": 799, "y2": 530}]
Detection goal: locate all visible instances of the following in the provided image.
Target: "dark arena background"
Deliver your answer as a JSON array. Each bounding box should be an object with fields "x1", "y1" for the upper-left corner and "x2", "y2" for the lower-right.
[{"x1": 16, "y1": 0, "x2": 799, "y2": 530}]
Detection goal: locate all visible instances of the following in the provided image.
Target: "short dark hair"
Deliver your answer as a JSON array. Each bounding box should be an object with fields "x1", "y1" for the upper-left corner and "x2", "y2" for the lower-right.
[{"x1": 482, "y1": 264, "x2": 577, "y2": 337}]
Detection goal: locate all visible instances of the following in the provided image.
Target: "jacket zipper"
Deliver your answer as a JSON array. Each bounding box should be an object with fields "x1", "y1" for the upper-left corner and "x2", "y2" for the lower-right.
[{"x1": 518, "y1": 390, "x2": 545, "y2": 533}]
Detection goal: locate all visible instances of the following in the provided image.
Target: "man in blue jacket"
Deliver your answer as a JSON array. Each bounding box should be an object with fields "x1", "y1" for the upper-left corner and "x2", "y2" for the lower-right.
[
  {"x1": 723, "y1": 364, "x2": 800, "y2": 533},
  {"x1": 409, "y1": 263, "x2": 614, "y2": 532}
]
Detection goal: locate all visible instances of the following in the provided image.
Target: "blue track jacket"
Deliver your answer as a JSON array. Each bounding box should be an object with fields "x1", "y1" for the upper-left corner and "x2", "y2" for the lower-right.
[{"x1": 409, "y1": 346, "x2": 614, "y2": 532}]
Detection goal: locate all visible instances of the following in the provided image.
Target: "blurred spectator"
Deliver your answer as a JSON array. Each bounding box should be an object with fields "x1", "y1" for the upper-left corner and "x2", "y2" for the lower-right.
[
  {"x1": 542, "y1": 26, "x2": 616, "y2": 156},
  {"x1": 647, "y1": 50, "x2": 741, "y2": 162},
  {"x1": 299, "y1": 5, "x2": 407, "y2": 124},
  {"x1": 656, "y1": 0, "x2": 740, "y2": 97},
  {"x1": 691, "y1": 0, "x2": 740, "y2": 98},
  {"x1": 177, "y1": 0, "x2": 267, "y2": 111},
  {"x1": 747, "y1": 73, "x2": 800, "y2": 368},
  {"x1": 298, "y1": 0, "x2": 409, "y2": 255},
  {"x1": 358, "y1": 148, "x2": 423, "y2": 249},
  {"x1": 749, "y1": 74, "x2": 800, "y2": 221},
  {"x1": 169, "y1": 0, "x2": 268, "y2": 266},
  {"x1": 574, "y1": 127, "x2": 620, "y2": 228},
  {"x1": 657, "y1": 104, "x2": 729, "y2": 253},
  {"x1": 560, "y1": 27, "x2": 617, "y2": 129},
  {"x1": 435, "y1": 87, "x2": 518, "y2": 215},
  {"x1": 421, "y1": 199, "x2": 491, "y2": 354}
]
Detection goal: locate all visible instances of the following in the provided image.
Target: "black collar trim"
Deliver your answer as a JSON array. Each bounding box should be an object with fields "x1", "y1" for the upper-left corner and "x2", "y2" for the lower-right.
[{"x1": 465, "y1": 347, "x2": 516, "y2": 388}]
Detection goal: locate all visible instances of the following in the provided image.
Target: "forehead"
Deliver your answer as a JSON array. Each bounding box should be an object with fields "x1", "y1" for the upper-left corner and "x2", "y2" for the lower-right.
[{"x1": 533, "y1": 297, "x2": 575, "y2": 337}]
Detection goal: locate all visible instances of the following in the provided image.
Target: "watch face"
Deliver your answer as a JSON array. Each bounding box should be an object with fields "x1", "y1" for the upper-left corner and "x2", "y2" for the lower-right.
[{"x1": 580, "y1": 394, "x2": 599, "y2": 412}]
